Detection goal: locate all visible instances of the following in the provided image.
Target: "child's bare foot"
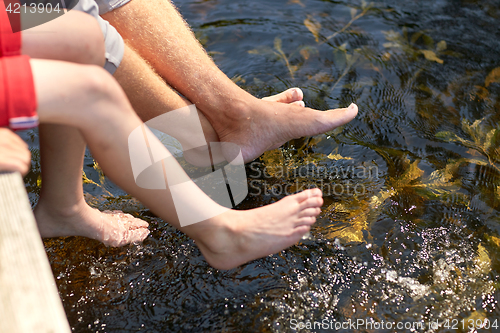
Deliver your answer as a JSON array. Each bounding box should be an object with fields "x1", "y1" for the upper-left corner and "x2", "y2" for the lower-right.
[
  {"x1": 34, "y1": 199, "x2": 149, "y2": 247},
  {"x1": 189, "y1": 188, "x2": 323, "y2": 270}
]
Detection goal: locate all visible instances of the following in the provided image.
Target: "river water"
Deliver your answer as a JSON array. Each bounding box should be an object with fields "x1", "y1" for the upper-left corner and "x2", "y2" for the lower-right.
[{"x1": 23, "y1": 0, "x2": 500, "y2": 331}]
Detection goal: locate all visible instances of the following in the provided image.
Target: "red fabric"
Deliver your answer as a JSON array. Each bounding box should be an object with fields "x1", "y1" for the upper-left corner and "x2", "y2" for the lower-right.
[
  {"x1": 0, "y1": 0, "x2": 38, "y2": 130},
  {"x1": 0, "y1": 56, "x2": 38, "y2": 130},
  {"x1": 0, "y1": 0, "x2": 21, "y2": 57},
  {"x1": 0, "y1": 58, "x2": 6, "y2": 127}
]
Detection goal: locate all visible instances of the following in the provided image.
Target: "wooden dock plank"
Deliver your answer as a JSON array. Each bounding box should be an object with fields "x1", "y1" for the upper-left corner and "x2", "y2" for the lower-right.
[{"x1": 0, "y1": 172, "x2": 70, "y2": 333}]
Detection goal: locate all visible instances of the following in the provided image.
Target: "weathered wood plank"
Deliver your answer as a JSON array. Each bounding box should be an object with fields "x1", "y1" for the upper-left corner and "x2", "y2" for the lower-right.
[{"x1": 0, "y1": 172, "x2": 70, "y2": 333}]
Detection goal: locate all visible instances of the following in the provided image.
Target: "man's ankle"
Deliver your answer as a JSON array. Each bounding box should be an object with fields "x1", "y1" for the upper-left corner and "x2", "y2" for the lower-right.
[{"x1": 199, "y1": 90, "x2": 255, "y2": 124}]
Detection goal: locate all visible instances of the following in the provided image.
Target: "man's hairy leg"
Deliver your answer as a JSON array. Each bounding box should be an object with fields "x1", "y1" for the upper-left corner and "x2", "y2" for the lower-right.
[
  {"x1": 113, "y1": 45, "x2": 308, "y2": 165},
  {"x1": 114, "y1": 45, "x2": 219, "y2": 151},
  {"x1": 115, "y1": 46, "x2": 304, "y2": 128},
  {"x1": 102, "y1": 0, "x2": 358, "y2": 163}
]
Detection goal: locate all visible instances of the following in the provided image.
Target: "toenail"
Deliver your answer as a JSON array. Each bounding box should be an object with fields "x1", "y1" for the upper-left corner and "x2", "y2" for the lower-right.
[{"x1": 293, "y1": 88, "x2": 303, "y2": 100}]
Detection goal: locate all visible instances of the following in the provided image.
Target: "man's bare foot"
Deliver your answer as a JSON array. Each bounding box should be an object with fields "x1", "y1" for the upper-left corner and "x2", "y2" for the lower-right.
[
  {"x1": 200, "y1": 87, "x2": 306, "y2": 143},
  {"x1": 178, "y1": 88, "x2": 307, "y2": 166},
  {"x1": 202, "y1": 88, "x2": 358, "y2": 163},
  {"x1": 34, "y1": 198, "x2": 150, "y2": 247},
  {"x1": 190, "y1": 188, "x2": 323, "y2": 270},
  {"x1": 261, "y1": 87, "x2": 306, "y2": 107}
]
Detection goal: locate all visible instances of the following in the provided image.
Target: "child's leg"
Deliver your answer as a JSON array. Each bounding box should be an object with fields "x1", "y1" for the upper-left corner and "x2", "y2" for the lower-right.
[
  {"x1": 31, "y1": 59, "x2": 323, "y2": 269},
  {"x1": 21, "y1": 10, "x2": 105, "y2": 66},
  {"x1": 33, "y1": 124, "x2": 150, "y2": 247},
  {"x1": 21, "y1": 11, "x2": 149, "y2": 245}
]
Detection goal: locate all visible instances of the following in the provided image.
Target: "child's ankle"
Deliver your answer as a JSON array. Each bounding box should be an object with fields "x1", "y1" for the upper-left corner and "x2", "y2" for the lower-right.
[{"x1": 185, "y1": 212, "x2": 237, "y2": 254}]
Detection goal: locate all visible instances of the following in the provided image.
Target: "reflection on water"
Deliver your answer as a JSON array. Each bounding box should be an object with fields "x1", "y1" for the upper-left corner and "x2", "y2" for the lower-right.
[{"x1": 25, "y1": 0, "x2": 500, "y2": 331}]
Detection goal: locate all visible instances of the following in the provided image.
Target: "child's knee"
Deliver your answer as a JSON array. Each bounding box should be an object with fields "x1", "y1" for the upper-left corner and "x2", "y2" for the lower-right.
[
  {"x1": 22, "y1": 11, "x2": 105, "y2": 66},
  {"x1": 81, "y1": 66, "x2": 116, "y2": 96},
  {"x1": 67, "y1": 11, "x2": 106, "y2": 66},
  {"x1": 80, "y1": 66, "x2": 129, "y2": 108}
]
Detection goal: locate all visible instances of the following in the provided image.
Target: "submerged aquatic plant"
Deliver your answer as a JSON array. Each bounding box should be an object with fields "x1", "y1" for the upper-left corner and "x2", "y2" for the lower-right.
[
  {"x1": 436, "y1": 117, "x2": 500, "y2": 172},
  {"x1": 383, "y1": 28, "x2": 449, "y2": 65}
]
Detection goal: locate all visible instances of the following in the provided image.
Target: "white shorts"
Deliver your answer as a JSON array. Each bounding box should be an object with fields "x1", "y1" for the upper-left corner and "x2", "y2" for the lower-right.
[{"x1": 73, "y1": 0, "x2": 131, "y2": 74}]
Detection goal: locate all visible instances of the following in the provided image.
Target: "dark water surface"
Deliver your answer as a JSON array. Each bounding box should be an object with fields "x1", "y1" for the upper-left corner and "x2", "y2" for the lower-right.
[{"x1": 23, "y1": 0, "x2": 500, "y2": 331}]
